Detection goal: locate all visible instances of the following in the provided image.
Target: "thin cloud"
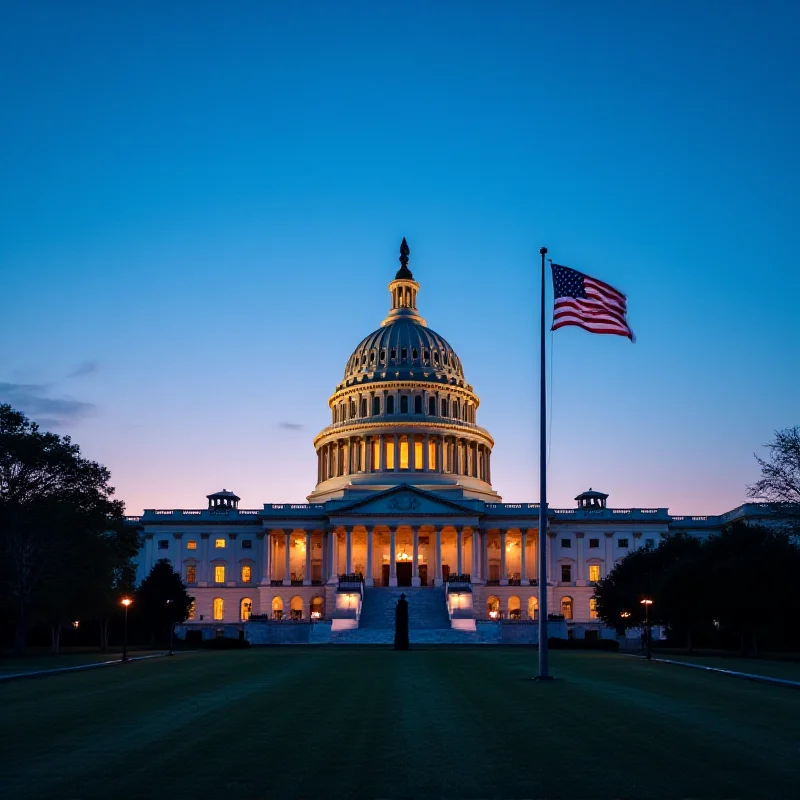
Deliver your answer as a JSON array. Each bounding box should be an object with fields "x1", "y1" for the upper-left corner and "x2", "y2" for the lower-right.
[
  {"x1": 279, "y1": 421, "x2": 305, "y2": 431},
  {"x1": 0, "y1": 382, "x2": 96, "y2": 430},
  {"x1": 68, "y1": 361, "x2": 100, "y2": 379}
]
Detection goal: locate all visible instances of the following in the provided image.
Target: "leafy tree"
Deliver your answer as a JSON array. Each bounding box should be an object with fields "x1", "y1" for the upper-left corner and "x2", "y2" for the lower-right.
[
  {"x1": 747, "y1": 426, "x2": 800, "y2": 531},
  {"x1": 593, "y1": 546, "x2": 658, "y2": 634},
  {"x1": 135, "y1": 559, "x2": 194, "y2": 646},
  {"x1": 0, "y1": 405, "x2": 134, "y2": 653}
]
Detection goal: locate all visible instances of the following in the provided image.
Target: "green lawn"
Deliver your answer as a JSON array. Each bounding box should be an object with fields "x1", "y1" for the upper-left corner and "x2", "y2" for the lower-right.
[
  {"x1": 653, "y1": 652, "x2": 800, "y2": 682},
  {"x1": 0, "y1": 647, "x2": 798, "y2": 799},
  {"x1": 0, "y1": 647, "x2": 165, "y2": 675}
]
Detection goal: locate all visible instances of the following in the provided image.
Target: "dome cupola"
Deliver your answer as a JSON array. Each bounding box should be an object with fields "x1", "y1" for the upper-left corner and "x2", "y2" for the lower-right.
[{"x1": 309, "y1": 240, "x2": 499, "y2": 504}]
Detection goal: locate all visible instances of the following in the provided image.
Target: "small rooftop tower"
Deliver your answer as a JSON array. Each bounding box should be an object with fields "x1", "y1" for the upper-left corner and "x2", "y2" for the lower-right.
[
  {"x1": 382, "y1": 237, "x2": 425, "y2": 326},
  {"x1": 575, "y1": 488, "x2": 608, "y2": 509},
  {"x1": 207, "y1": 489, "x2": 240, "y2": 510}
]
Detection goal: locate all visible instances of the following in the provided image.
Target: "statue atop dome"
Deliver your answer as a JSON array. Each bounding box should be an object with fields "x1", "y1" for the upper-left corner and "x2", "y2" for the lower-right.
[{"x1": 395, "y1": 237, "x2": 414, "y2": 280}]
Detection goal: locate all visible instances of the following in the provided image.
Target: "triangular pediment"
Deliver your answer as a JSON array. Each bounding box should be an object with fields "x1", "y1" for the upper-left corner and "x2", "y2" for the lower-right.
[{"x1": 329, "y1": 484, "x2": 481, "y2": 518}]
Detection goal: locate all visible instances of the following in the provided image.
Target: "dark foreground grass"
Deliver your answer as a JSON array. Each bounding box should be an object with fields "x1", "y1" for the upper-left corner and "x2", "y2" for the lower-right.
[{"x1": 0, "y1": 647, "x2": 797, "y2": 799}]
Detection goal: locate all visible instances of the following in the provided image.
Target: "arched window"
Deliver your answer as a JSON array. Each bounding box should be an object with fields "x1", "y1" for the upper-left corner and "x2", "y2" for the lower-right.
[
  {"x1": 387, "y1": 395, "x2": 395, "y2": 414},
  {"x1": 561, "y1": 596, "x2": 573, "y2": 620},
  {"x1": 463, "y1": 404, "x2": 468, "y2": 421},
  {"x1": 380, "y1": 348, "x2": 386, "y2": 364},
  {"x1": 428, "y1": 397, "x2": 436, "y2": 415},
  {"x1": 240, "y1": 598, "x2": 252, "y2": 621},
  {"x1": 441, "y1": 399, "x2": 449, "y2": 417},
  {"x1": 350, "y1": 400, "x2": 356, "y2": 418},
  {"x1": 508, "y1": 596, "x2": 521, "y2": 620},
  {"x1": 290, "y1": 595, "x2": 304, "y2": 620},
  {"x1": 414, "y1": 395, "x2": 422, "y2": 414},
  {"x1": 412, "y1": 348, "x2": 418, "y2": 360},
  {"x1": 589, "y1": 598, "x2": 598, "y2": 620},
  {"x1": 310, "y1": 595, "x2": 324, "y2": 620},
  {"x1": 433, "y1": 351, "x2": 439, "y2": 365},
  {"x1": 401, "y1": 346, "x2": 407, "y2": 361},
  {"x1": 271, "y1": 596, "x2": 283, "y2": 620},
  {"x1": 487, "y1": 595, "x2": 500, "y2": 619},
  {"x1": 373, "y1": 396, "x2": 381, "y2": 415},
  {"x1": 400, "y1": 395, "x2": 408, "y2": 414},
  {"x1": 528, "y1": 596, "x2": 538, "y2": 620},
  {"x1": 360, "y1": 398, "x2": 367, "y2": 417},
  {"x1": 213, "y1": 597, "x2": 224, "y2": 621}
]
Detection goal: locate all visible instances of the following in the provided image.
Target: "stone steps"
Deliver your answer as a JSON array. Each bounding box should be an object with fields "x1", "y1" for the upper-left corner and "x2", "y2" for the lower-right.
[{"x1": 359, "y1": 587, "x2": 451, "y2": 630}]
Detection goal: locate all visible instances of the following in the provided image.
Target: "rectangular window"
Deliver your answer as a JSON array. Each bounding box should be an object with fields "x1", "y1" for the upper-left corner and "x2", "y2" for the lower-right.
[
  {"x1": 187, "y1": 540, "x2": 197, "y2": 550},
  {"x1": 214, "y1": 565, "x2": 225, "y2": 584},
  {"x1": 618, "y1": 538, "x2": 629, "y2": 548},
  {"x1": 561, "y1": 539, "x2": 571, "y2": 549},
  {"x1": 589, "y1": 538, "x2": 600, "y2": 549},
  {"x1": 158, "y1": 540, "x2": 169, "y2": 550},
  {"x1": 215, "y1": 538, "x2": 226, "y2": 549},
  {"x1": 589, "y1": 598, "x2": 598, "y2": 620},
  {"x1": 414, "y1": 440, "x2": 423, "y2": 469},
  {"x1": 561, "y1": 564, "x2": 572, "y2": 582},
  {"x1": 399, "y1": 438, "x2": 409, "y2": 469},
  {"x1": 588, "y1": 564, "x2": 600, "y2": 582},
  {"x1": 241, "y1": 565, "x2": 251, "y2": 583},
  {"x1": 645, "y1": 538, "x2": 655, "y2": 548},
  {"x1": 241, "y1": 540, "x2": 252, "y2": 549},
  {"x1": 186, "y1": 564, "x2": 196, "y2": 583},
  {"x1": 386, "y1": 441, "x2": 395, "y2": 470}
]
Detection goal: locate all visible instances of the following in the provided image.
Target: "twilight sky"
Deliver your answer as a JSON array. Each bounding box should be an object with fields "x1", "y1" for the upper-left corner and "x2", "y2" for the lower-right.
[{"x1": 1, "y1": 1, "x2": 798, "y2": 515}]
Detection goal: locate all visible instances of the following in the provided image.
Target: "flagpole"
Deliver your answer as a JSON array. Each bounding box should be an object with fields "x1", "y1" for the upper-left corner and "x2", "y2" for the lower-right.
[{"x1": 537, "y1": 245, "x2": 552, "y2": 680}]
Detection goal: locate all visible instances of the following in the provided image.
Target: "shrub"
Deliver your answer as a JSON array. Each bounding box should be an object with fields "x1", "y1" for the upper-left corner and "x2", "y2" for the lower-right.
[{"x1": 202, "y1": 637, "x2": 251, "y2": 650}]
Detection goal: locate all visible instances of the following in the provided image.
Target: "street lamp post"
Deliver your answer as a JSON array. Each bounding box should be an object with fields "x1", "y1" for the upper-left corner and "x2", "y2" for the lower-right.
[
  {"x1": 640, "y1": 598, "x2": 653, "y2": 660},
  {"x1": 121, "y1": 597, "x2": 132, "y2": 662}
]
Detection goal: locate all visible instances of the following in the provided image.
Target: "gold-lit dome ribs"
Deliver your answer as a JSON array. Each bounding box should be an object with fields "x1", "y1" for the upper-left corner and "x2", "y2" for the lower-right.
[{"x1": 308, "y1": 239, "x2": 498, "y2": 504}]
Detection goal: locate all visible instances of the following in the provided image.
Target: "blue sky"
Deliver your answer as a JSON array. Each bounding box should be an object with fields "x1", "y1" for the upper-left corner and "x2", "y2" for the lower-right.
[{"x1": 1, "y1": 1, "x2": 798, "y2": 514}]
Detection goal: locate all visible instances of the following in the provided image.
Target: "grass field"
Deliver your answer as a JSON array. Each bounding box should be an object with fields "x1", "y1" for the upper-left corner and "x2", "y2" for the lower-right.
[{"x1": 1, "y1": 647, "x2": 798, "y2": 800}]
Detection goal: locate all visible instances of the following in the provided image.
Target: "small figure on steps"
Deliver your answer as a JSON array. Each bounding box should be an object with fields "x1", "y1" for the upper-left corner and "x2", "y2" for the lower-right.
[{"x1": 394, "y1": 593, "x2": 409, "y2": 650}]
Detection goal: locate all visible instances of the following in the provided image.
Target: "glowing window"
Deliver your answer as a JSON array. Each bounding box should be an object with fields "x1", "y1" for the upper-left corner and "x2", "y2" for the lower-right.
[
  {"x1": 215, "y1": 538, "x2": 226, "y2": 549},
  {"x1": 589, "y1": 598, "x2": 598, "y2": 620},
  {"x1": 428, "y1": 439, "x2": 437, "y2": 470},
  {"x1": 187, "y1": 540, "x2": 197, "y2": 550},
  {"x1": 386, "y1": 441, "x2": 395, "y2": 470},
  {"x1": 588, "y1": 564, "x2": 600, "y2": 582},
  {"x1": 487, "y1": 595, "x2": 500, "y2": 618},
  {"x1": 213, "y1": 598, "x2": 224, "y2": 620},
  {"x1": 372, "y1": 438, "x2": 380, "y2": 470},
  {"x1": 188, "y1": 600, "x2": 196, "y2": 620},
  {"x1": 241, "y1": 565, "x2": 252, "y2": 583},
  {"x1": 214, "y1": 565, "x2": 225, "y2": 584},
  {"x1": 240, "y1": 598, "x2": 252, "y2": 621},
  {"x1": 186, "y1": 564, "x2": 196, "y2": 583},
  {"x1": 414, "y1": 440, "x2": 423, "y2": 469},
  {"x1": 508, "y1": 596, "x2": 521, "y2": 620},
  {"x1": 272, "y1": 596, "x2": 283, "y2": 620},
  {"x1": 399, "y1": 438, "x2": 409, "y2": 469},
  {"x1": 528, "y1": 596, "x2": 538, "y2": 619},
  {"x1": 561, "y1": 596, "x2": 573, "y2": 620}
]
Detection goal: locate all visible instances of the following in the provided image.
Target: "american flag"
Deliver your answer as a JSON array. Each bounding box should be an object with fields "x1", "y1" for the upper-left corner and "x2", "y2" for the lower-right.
[{"x1": 551, "y1": 263, "x2": 634, "y2": 340}]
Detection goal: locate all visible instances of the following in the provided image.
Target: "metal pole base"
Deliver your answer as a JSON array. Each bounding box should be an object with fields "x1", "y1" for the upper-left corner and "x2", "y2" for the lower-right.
[{"x1": 533, "y1": 675, "x2": 555, "y2": 681}]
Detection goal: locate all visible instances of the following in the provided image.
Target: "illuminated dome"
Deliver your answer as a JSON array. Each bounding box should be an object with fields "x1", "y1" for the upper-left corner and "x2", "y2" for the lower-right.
[{"x1": 309, "y1": 238, "x2": 498, "y2": 504}]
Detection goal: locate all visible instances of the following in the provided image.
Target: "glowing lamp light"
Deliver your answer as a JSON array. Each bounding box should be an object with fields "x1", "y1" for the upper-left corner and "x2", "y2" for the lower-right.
[
  {"x1": 72, "y1": 621, "x2": 80, "y2": 629},
  {"x1": 397, "y1": 549, "x2": 412, "y2": 562},
  {"x1": 311, "y1": 611, "x2": 321, "y2": 619},
  {"x1": 489, "y1": 610, "x2": 499, "y2": 619},
  {"x1": 620, "y1": 611, "x2": 631, "y2": 619},
  {"x1": 121, "y1": 597, "x2": 132, "y2": 607},
  {"x1": 640, "y1": 598, "x2": 653, "y2": 606}
]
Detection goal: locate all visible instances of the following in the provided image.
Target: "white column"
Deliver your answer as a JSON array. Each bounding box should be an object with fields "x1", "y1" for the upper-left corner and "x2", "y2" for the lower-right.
[
  {"x1": 482, "y1": 531, "x2": 489, "y2": 583},
  {"x1": 393, "y1": 434, "x2": 399, "y2": 472},
  {"x1": 576, "y1": 532, "x2": 585, "y2": 584},
  {"x1": 380, "y1": 434, "x2": 387, "y2": 472},
  {"x1": 366, "y1": 527, "x2": 374, "y2": 587},
  {"x1": 436, "y1": 437, "x2": 444, "y2": 473},
  {"x1": 456, "y1": 528, "x2": 463, "y2": 575},
  {"x1": 389, "y1": 527, "x2": 397, "y2": 586},
  {"x1": 304, "y1": 530, "x2": 312, "y2": 585},
  {"x1": 345, "y1": 526, "x2": 353, "y2": 574},
  {"x1": 283, "y1": 531, "x2": 291, "y2": 586},
  {"x1": 530, "y1": 529, "x2": 538, "y2": 582},
  {"x1": 412, "y1": 526, "x2": 420, "y2": 586},
  {"x1": 604, "y1": 532, "x2": 614, "y2": 577},
  {"x1": 500, "y1": 529, "x2": 508, "y2": 585},
  {"x1": 423, "y1": 435, "x2": 430, "y2": 471},
  {"x1": 434, "y1": 527, "x2": 443, "y2": 585},
  {"x1": 262, "y1": 532, "x2": 272, "y2": 584},
  {"x1": 472, "y1": 529, "x2": 480, "y2": 581},
  {"x1": 410, "y1": 435, "x2": 417, "y2": 470},
  {"x1": 549, "y1": 531, "x2": 558, "y2": 584},
  {"x1": 520, "y1": 530, "x2": 528, "y2": 586},
  {"x1": 366, "y1": 436, "x2": 373, "y2": 472}
]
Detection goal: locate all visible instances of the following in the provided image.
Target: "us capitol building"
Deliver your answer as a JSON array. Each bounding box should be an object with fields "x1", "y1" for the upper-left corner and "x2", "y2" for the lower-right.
[{"x1": 130, "y1": 241, "x2": 766, "y2": 643}]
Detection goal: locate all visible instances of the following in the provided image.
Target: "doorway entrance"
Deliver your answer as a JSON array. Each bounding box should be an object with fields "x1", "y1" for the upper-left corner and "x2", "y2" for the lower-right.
[{"x1": 397, "y1": 562, "x2": 412, "y2": 587}]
